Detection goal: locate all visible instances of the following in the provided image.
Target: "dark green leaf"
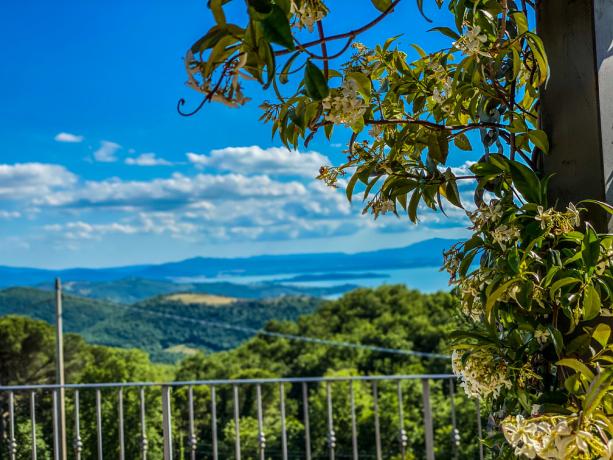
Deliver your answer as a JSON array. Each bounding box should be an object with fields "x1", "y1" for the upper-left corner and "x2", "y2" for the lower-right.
[
  {"x1": 370, "y1": 0, "x2": 392, "y2": 12},
  {"x1": 428, "y1": 27, "x2": 460, "y2": 40},
  {"x1": 453, "y1": 133, "x2": 472, "y2": 151},
  {"x1": 304, "y1": 61, "x2": 329, "y2": 100},
  {"x1": 582, "y1": 223, "x2": 600, "y2": 267},
  {"x1": 257, "y1": 4, "x2": 295, "y2": 50},
  {"x1": 508, "y1": 159, "x2": 542, "y2": 204}
]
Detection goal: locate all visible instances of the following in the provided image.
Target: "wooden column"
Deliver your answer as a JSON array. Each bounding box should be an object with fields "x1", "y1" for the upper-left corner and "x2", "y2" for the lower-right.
[{"x1": 538, "y1": 0, "x2": 613, "y2": 232}]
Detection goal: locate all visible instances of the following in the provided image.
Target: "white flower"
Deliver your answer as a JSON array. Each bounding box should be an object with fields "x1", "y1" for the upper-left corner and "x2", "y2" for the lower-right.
[
  {"x1": 432, "y1": 78, "x2": 453, "y2": 110},
  {"x1": 566, "y1": 203, "x2": 581, "y2": 227},
  {"x1": 534, "y1": 328, "x2": 550, "y2": 345},
  {"x1": 502, "y1": 414, "x2": 612, "y2": 460},
  {"x1": 322, "y1": 79, "x2": 368, "y2": 127},
  {"x1": 290, "y1": 0, "x2": 328, "y2": 32},
  {"x1": 491, "y1": 224, "x2": 520, "y2": 249},
  {"x1": 453, "y1": 26, "x2": 488, "y2": 56},
  {"x1": 452, "y1": 349, "x2": 512, "y2": 400}
]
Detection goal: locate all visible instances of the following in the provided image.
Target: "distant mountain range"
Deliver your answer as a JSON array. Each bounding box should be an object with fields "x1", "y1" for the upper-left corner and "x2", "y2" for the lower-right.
[{"x1": 0, "y1": 238, "x2": 457, "y2": 287}]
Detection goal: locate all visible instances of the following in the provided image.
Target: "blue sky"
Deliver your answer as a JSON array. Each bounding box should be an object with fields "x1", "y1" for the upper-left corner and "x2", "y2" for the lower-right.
[{"x1": 0, "y1": 0, "x2": 473, "y2": 268}]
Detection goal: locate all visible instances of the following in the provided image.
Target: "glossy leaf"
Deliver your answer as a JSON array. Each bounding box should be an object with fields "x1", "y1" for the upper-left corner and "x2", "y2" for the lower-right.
[{"x1": 304, "y1": 61, "x2": 329, "y2": 100}]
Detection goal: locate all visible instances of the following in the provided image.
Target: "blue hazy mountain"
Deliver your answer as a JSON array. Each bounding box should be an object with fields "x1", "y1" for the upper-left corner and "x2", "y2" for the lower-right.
[{"x1": 0, "y1": 238, "x2": 457, "y2": 287}]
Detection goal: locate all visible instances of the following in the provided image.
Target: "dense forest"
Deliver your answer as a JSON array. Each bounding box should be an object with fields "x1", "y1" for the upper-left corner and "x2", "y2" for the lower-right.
[
  {"x1": 0, "y1": 286, "x2": 483, "y2": 459},
  {"x1": 0, "y1": 287, "x2": 322, "y2": 362}
]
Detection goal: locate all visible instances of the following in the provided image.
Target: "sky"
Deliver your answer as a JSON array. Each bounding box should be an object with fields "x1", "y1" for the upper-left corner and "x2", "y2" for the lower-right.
[{"x1": 0, "y1": 0, "x2": 474, "y2": 268}]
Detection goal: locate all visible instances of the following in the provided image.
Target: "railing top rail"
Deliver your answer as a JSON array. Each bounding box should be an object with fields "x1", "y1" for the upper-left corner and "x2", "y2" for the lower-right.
[{"x1": 0, "y1": 373, "x2": 455, "y2": 391}]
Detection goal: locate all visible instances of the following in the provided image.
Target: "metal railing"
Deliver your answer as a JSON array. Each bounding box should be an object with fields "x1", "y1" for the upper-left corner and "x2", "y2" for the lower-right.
[{"x1": 0, "y1": 374, "x2": 483, "y2": 460}]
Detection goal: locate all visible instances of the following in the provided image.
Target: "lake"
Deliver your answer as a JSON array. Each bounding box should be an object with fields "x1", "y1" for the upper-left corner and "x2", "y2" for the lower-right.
[{"x1": 177, "y1": 265, "x2": 453, "y2": 294}]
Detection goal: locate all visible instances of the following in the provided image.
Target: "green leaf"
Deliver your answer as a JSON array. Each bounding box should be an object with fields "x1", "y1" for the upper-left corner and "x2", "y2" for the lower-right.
[
  {"x1": 510, "y1": 11, "x2": 529, "y2": 35},
  {"x1": 485, "y1": 279, "x2": 517, "y2": 323},
  {"x1": 442, "y1": 177, "x2": 463, "y2": 208},
  {"x1": 579, "y1": 200, "x2": 613, "y2": 215},
  {"x1": 508, "y1": 159, "x2": 542, "y2": 204},
  {"x1": 528, "y1": 130, "x2": 550, "y2": 154},
  {"x1": 428, "y1": 132, "x2": 449, "y2": 164},
  {"x1": 345, "y1": 171, "x2": 361, "y2": 202},
  {"x1": 592, "y1": 323, "x2": 611, "y2": 348},
  {"x1": 279, "y1": 51, "x2": 301, "y2": 84},
  {"x1": 428, "y1": 27, "x2": 460, "y2": 40},
  {"x1": 453, "y1": 133, "x2": 472, "y2": 151},
  {"x1": 407, "y1": 190, "x2": 421, "y2": 223},
  {"x1": 346, "y1": 72, "x2": 371, "y2": 101},
  {"x1": 582, "y1": 223, "x2": 600, "y2": 267},
  {"x1": 556, "y1": 358, "x2": 595, "y2": 380},
  {"x1": 257, "y1": 4, "x2": 295, "y2": 50},
  {"x1": 192, "y1": 25, "x2": 237, "y2": 53},
  {"x1": 583, "y1": 368, "x2": 613, "y2": 418},
  {"x1": 209, "y1": 0, "x2": 227, "y2": 24},
  {"x1": 525, "y1": 32, "x2": 549, "y2": 85},
  {"x1": 304, "y1": 61, "x2": 329, "y2": 100},
  {"x1": 583, "y1": 284, "x2": 601, "y2": 321},
  {"x1": 370, "y1": 0, "x2": 392, "y2": 12},
  {"x1": 548, "y1": 327, "x2": 564, "y2": 358},
  {"x1": 549, "y1": 277, "x2": 581, "y2": 300},
  {"x1": 416, "y1": 0, "x2": 433, "y2": 22}
]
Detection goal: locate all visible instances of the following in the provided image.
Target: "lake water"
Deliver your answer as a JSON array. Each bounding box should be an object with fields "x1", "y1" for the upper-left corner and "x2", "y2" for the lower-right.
[{"x1": 178, "y1": 266, "x2": 452, "y2": 293}]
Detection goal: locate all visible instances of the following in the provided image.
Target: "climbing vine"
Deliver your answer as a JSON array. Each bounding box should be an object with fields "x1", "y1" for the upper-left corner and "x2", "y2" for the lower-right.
[{"x1": 182, "y1": 1, "x2": 613, "y2": 457}]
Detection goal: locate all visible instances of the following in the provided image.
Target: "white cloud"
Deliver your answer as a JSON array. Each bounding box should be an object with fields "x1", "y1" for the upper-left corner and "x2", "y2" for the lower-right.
[
  {"x1": 2, "y1": 146, "x2": 473, "y2": 250},
  {"x1": 94, "y1": 141, "x2": 121, "y2": 162},
  {"x1": 187, "y1": 145, "x2": 329, "y2": 177},
  {"x1": 0, "y1": 210, "x2": 21, "y2": 219},
  {"x1": 54, "y1": 132, "x2": 84, "y2": 143},
  {"x1": 38, "y1": 172, "x2": 307, "y2": 209},
  {"x1": 44, "y1": 221, "x2": 139, "y2": 240},
  {"x1": 125, "y1": 153, "x2": 172, "y2": 166},
  {"x1": 0, "y1": 163, "x2": 77, "y2": 199}
]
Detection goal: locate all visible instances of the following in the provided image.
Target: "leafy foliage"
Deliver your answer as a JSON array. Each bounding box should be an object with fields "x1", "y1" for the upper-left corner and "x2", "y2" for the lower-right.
[
  {"x1": 1, "y1": 288, "x2": 483, "y2": 459},
  {"x1": 0, "y1": 315, "x2": 170, "y2": 459},
  {"x1": 175, "y1": 285, "x2": 482, "y2": 459},
  {"x1": 183, "y1": 1, "x2": 613, "y2": 457}
]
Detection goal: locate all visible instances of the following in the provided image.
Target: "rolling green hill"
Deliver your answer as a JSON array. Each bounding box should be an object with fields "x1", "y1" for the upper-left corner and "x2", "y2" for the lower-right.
[{"x1": 0, "y1": 287, "x2": 321, "y2": 362}]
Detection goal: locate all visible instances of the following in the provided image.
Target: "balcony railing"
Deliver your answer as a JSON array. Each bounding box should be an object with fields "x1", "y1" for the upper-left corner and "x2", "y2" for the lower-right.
[{"x1": 0, "y1": 374, "x2": 483, "y2": 460}]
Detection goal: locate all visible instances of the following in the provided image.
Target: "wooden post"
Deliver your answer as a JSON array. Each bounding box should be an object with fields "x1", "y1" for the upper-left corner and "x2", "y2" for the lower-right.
[{"x1": 538, "y1": 0, "x2": 613, "y2": 232}]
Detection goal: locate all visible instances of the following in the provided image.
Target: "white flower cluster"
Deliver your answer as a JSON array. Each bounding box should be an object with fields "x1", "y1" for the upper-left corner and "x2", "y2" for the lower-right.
[
  {"x1": 453, "y1": 26, "x2": 488, "y2": 57},
  {"x1": 491, "y1": 224, "x2": 520, "y2": 250},
  {"x1": 502, "y1": 415, "x2": 613, "y2": 459},
  {"x1": 535, "y1": 203, "x2": 581, "y2": 235},
  {"x1": 322, "y1": 79, "x2": 367, "y2": 127},
  {"x1": 290, "y1": 0, "x2": 328, "y2": 32},
  {"x1": 371, "y1": 199, "x2": 395, "y2": 218},
  {"x1": 468, "y1": 201, "x2": 504, "y2": 230},
  {"x1": 432, "y1": 78, "x2": 453, "y2": 110},
  {"x1": 451, "y1": 349, "x2": 512, "y2": 400}
]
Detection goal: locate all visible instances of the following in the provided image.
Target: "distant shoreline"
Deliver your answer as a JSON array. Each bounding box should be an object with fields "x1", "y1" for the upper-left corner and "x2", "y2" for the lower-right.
[{"x1": 278, "y1": 272, "x2": 390, "y2": 282}]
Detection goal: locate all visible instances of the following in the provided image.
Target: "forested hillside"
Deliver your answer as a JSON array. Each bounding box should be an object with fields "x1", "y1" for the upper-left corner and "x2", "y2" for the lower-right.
[
  {"x1": 0, "y1": 287, "x2": 321, "y2": 362},
  {"x1": 0, "y1": 286, "x2": 481, "y2": 459}
]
